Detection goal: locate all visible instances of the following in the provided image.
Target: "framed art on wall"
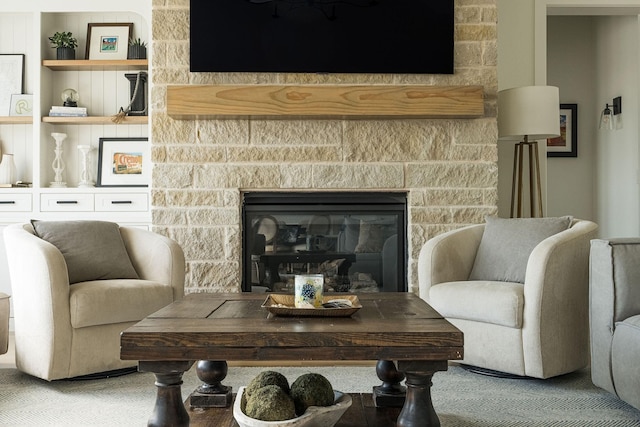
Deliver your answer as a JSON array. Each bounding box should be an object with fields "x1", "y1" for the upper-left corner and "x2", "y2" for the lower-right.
[
  {"x1": 97, "y1": 137, "x2": 150, "y2": 187},
  {"x1": 0, "y1": 54, "x2": 24, "y2": 116},
  {"x1": 86, "y1": 23, "x2": 133, "y2": 60},
  {"x1": 547, "y1": 103, "x2": 577, "y2": 158}
]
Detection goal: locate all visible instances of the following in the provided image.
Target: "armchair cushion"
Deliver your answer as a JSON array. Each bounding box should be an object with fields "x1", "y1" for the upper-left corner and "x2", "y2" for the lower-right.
[
  {"x1": 31, "y1": 220, "x2": 139, "y2": 284},
  {"x1": 469, "y1": 215, "x2": 572, "y2": 283},
  {"x1": 69, "y1": 279, "x2": 174, "y2": 328},
  {"x1": 429, "y1": 280, "x2": 524, "y2": 328}
]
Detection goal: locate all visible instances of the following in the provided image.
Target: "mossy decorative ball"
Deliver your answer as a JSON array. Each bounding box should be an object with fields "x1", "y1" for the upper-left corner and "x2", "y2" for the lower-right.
[
  {"x1": 246, "y1": 370, "x2": 290, "y2": 397},
  {"x1": 290, "y1": 373, "x2": 334, "y2": 415},
  {"x1": 245, "y1": 385, "x2": 296, "y2": 421}
]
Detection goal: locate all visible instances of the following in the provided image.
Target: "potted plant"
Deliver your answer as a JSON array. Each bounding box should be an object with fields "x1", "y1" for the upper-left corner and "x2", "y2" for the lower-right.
[
  {"x1": 128, "y1": 37, "x2": 147, "y2": 60},
  {"x1": 48, "y1": 31, "x2": 78, "y2": 60}
]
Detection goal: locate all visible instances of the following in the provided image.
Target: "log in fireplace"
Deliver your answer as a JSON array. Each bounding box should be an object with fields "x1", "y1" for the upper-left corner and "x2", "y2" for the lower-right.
[{"x1": 242, "y1": 192, "x2": 407, "y2": 293}]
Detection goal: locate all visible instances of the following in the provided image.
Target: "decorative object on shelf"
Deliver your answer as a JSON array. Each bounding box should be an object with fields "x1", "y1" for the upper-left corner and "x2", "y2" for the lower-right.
[
  {"x1": 498, "y1": 85, "x2": 560, "y2": 218},
  {"x1": 50, "y1": 132, "x2": 68, "y2": 188},
  {"x1": 97, "y1": 137, "x2": 149, "y2": 187},
  {"x1": 0, "y1": 54, "x2": 24, "y2": 116},
  {"x1": 86, "y1": 22, "x2": 133, "y2": 60},
  {"x1": 112, "y1": 72, "x2": 148, "y2": 123},
  {"x1": 547, "y1": 104, "x2": 578, "y2": 158},
  {"x1": 0, "y1": 154, "x2": 17, "y2": 187},
  {"x1": 127, "y1": 37, "x2": 147, "y2": 59},
  {"x1": 77, "y1": 145, "x2": 94, "y2": 188},
  {"x1": 48, "y1": 31, "x2": 78, "y2": 60},
  {"x1": 48, "y1": 105, "x2": 87, "y2": 117},
  {"x1": 9, "y1": 94, "x2": 33, "y2": 117},
  {"x1": 61, "y1": 88, "x2": 79, "y2": 107}
]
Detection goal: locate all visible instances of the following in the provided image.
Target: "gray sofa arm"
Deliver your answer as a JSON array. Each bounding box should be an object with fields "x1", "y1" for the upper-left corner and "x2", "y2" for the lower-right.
[{"x1": 589, "y1": 238, "x2": 640, "y2": 393}]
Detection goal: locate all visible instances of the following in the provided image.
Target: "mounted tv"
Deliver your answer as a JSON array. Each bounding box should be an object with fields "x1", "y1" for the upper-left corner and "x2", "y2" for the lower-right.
[{"x1": 190, "y1": 0, "x2": 454, "y2": 74}]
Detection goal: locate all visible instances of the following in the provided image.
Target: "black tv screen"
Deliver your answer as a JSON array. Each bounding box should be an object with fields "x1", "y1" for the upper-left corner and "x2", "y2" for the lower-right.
[{"x1": 190, "y1": 0, "x2": 454, "y2": 74}]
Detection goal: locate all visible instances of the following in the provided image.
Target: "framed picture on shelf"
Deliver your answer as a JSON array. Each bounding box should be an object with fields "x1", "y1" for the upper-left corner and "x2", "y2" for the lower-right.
[
  {"x1": 97, "y1": 137, "x2": 150, "y2": 187},
  {"x1": 9, "y1": 94, "x2": 33, "y2": 116},
  {"x1": 0, "y1": 54, "x2": 24, "y2": 116},
  {"x1": 86, "y1": 23, "x2": 133, "y2": 60},
  {"x1": 547, "y1": 103, "x2": 577, "y2": 158}
]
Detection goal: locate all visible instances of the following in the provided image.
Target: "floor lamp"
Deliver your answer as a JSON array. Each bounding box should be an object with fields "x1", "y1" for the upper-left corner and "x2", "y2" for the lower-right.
[{"x1": 498, "y1": 86, "x2": 560, "y2": 218}]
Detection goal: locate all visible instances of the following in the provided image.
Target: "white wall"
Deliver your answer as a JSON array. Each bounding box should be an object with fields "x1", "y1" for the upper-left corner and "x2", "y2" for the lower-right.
[
  {"x1": 594, "y1": 15, "x2": 640, "y2": 237},
  {"x1": 499, "y1": 1, "x2": 640, "y2": 237},
  {"x1": 546, "y1": 16, "x2": 596, "y2": 221},
  {"x1": 497, "y1": 0, "x2": 539, "y2": 217}
]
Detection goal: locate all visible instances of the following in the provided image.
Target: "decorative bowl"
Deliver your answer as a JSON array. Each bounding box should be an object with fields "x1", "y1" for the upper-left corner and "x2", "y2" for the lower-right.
[{"x1": 233, "y1": 386, "x2": 352, "y2": 427}]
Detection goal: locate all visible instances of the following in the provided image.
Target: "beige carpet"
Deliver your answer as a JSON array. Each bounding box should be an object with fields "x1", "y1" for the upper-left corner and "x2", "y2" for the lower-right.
[{"x1": 1, "y1": 364, "x2": 639, "y2": 426}]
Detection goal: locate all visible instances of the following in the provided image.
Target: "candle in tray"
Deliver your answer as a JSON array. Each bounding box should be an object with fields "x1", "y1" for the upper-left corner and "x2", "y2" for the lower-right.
[{"x1": 294, "y1": 274, "x2": 324, "y2": 308}]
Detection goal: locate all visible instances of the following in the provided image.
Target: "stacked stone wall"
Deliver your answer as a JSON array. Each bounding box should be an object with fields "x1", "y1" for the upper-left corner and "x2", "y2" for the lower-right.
[{"x1": 150, "y1": 0, "x2": 499, "y2": 295}]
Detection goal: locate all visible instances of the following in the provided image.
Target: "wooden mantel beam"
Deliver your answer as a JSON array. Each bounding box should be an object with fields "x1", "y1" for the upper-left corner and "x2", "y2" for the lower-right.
[{"x1": 166, "y1": 85, "x2": 484, "y2": 119}]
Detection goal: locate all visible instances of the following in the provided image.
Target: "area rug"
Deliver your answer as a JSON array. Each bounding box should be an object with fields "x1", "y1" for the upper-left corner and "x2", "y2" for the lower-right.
[{"x1": 1, "y1": 364, "x2": 639, "y2": 426}]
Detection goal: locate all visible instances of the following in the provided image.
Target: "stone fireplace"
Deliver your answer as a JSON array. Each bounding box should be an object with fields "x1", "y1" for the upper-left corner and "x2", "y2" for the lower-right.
[{"x1": 150, "y1": 0, "x2": 499, "y2": 296}]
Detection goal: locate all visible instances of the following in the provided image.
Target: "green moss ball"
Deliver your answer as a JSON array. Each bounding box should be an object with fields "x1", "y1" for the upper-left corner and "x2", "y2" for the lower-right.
[
  {"x1": 246, "y1": 370, "x2": 290, "y2": 398},
  {"x1": 290, "y1": 373, "x2": 334, "y2": 415},
  {"x1": 245, "y1": 385, "x2": 296, "y2": 421}
]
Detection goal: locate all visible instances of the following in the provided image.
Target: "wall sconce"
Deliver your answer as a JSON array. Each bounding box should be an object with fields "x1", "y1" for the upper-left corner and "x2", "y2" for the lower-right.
[{"x1": 599, "y1": 96, "x2": 622, "y2": 130}]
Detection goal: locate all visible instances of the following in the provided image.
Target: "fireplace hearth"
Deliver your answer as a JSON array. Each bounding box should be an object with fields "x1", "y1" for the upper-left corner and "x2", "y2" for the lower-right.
[{"x1": 242, "y1": 192, "x2": 408, "y2": 293}]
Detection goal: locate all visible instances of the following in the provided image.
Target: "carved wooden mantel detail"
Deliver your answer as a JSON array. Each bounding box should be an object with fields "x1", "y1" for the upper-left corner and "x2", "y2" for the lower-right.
[{"x1": 166, "y1": 85, "x2": 484, "y2": 119}]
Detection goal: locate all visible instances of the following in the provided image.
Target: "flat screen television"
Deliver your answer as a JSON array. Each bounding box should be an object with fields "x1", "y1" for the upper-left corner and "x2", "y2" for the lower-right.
[{"x1": 190, "y1": 0, "x2": 454, "y2": 74}]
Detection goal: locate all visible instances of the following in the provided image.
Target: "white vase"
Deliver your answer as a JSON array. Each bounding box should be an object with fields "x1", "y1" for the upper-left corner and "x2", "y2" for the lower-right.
[
  {"x1": 0, "y1": 154, "x2": 16, "y2": 186},
  {"x1": 50, "y1": 132, "x2": 67, "y2": 188}
]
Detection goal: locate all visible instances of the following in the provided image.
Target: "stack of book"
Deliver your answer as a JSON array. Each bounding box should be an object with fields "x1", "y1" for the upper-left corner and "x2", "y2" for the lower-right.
[{"x1": 48, "y1": 106, "x2": 87, "y2": 117}]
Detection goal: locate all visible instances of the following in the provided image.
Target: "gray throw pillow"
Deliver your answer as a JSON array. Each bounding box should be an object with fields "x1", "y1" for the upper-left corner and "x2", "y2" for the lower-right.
[
  {"x1": 31, "y1": 220, "x2": 139, "y2": 284},
  {"x1": 469, "y1": 215, "x2": 573, "y2": 283}
]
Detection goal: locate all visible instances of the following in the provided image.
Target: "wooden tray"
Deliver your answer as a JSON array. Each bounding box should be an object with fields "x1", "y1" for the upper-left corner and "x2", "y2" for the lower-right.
[{"x1": 262, "y1": 294, "x2": 362, "y2": 317}]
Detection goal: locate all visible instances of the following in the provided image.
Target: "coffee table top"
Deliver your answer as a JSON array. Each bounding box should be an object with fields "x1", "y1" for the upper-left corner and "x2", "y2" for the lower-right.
[{"x1": 120, "y1": 292, "x2": 463, "y2": 363}]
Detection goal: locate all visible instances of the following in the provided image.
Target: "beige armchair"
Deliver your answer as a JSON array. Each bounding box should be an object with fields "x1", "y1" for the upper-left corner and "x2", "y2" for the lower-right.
[
  {"x1": 418, "y1": 217, "x2": 597, "y2": 379},
  {"x1": 4, "y1": 222, "x2": 185, "y2": 381}
]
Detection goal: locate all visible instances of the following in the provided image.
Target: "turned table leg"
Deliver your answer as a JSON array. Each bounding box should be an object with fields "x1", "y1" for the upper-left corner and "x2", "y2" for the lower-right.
[
  {"x1": 396, "y1": 360, "x2": 448, "y2": 427},
  {"x1": 139, "y1": 361, "x2": 194, "y2": 427}
]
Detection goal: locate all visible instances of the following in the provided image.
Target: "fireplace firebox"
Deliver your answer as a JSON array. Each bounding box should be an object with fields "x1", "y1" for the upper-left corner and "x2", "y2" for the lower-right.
[{"x1": 242, "y1": 192, "x2": 407, "y2": 293}]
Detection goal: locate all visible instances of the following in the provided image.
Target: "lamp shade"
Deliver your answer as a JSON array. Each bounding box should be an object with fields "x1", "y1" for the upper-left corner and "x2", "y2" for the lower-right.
[{"x1": 498, "y1": 86, "x2": 561, "y2": 141}]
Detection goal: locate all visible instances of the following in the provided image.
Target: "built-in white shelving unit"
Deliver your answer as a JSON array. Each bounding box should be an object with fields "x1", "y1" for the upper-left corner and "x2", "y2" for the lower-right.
[{"x1": 0, "y1": 1, "x2": 152, "y2": 325}]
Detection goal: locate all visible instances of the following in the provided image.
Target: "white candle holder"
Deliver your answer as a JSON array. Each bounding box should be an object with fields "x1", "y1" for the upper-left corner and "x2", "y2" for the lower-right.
[
  {"x1": 77, "y1": 145, "x2": 94, "y2": 188},
  {"x1": 50, "y1": 132, "x2": 67, "y2": 188}
]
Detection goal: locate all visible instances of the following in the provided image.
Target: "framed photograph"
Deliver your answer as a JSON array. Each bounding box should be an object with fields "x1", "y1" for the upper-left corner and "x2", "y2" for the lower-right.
[
  {"x1": 86, "y1": 23, "x2": 133, "y2": 60},
  {"x1": 9, "y1": 94, "x2": 33, "y2": 116},
  {"x1": 547, "y1": 104, "x2": 577, "y2": 158},
  {"x1": 97, "y1": 137, "x2": 150, "y2": 187},
  {"x1": 0, "y1": 54, "x2": 24, "y2": 116}
]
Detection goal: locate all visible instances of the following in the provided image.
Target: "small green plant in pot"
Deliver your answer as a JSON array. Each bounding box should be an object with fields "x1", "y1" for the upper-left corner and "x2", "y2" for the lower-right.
[
  {"x1": 48, "y1": 31, "x2": 78, "y2": 60},
  {"x1": 128, "y1": 37, "x2": 147, "y2": 59}
]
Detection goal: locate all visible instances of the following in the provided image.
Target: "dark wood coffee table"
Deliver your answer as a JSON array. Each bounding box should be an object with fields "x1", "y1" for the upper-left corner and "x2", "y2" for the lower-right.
[{"x1": 120, "y1": 292, "x2": 463, "y2": 427}]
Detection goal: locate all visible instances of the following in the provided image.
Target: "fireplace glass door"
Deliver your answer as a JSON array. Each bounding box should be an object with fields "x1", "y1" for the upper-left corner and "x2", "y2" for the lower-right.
[{"x1": 242, "y1": 192, "x2": 407, "y2": 293}]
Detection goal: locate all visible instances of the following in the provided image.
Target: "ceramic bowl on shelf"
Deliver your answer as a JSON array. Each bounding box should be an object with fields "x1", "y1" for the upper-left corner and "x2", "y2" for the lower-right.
[{"x1": 233, "y1": 386, "x2": 352, "y2": 427}]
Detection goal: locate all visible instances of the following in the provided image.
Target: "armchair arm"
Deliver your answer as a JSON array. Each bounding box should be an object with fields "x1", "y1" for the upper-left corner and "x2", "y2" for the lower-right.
[
  {"x1": 120, "y1": 227, "x2": 185, "y2": 301},
  {"x1": 3, "y1": 223, "x2": 72, "y2": 378},
  {"x1": 418, "y1": 224, "x2": 484, "y2": 302},
  {"x1": 521, "y1": 219, "x2": 598, "y2": 378}
]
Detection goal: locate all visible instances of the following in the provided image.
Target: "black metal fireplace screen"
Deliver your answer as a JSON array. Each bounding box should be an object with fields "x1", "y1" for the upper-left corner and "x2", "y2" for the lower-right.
[{"x1": 242, "y1": 192, "x2": 407, "y2": 293}]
